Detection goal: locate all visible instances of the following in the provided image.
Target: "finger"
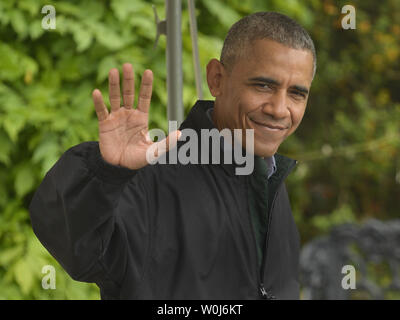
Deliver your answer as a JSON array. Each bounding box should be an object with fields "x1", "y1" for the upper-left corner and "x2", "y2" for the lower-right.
[
  {"x1": 122, "y1": 63, "x2": 135, "y2": 109},
  {"x1": 108, "y1": 68, "x2": 121, "y2": 112},
  {"x1": 156, "y1": 130, "x2": 182, "y2": 157},
  {"x1": 92, "y1": 89, "x2": 109, "y2": 121},
  {"x1": 145, "y1": 130, "x2": 181, "y2": 165},
  {"x1": 165, "y1": 130, "x2": 182, "y2": 152},
  {"x1": 137, "y1": 69, "x2": 153, "y2": 113}
]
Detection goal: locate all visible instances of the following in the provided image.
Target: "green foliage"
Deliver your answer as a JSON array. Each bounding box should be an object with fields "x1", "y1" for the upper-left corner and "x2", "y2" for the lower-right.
[
  {"x1": 0, "y1": 0, "x2": 221, "y2": 300},
  {"x1": 282, "y1": 0, "x2": 400, "y2": 245},
  {"x1": 0, "y1": 0, "x2": 399, "y2": 299}
]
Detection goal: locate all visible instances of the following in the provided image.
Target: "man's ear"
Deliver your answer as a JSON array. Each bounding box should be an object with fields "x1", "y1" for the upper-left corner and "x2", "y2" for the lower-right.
[{"x1": 206, "y1": 59, "x2": 225, "y2": 97}]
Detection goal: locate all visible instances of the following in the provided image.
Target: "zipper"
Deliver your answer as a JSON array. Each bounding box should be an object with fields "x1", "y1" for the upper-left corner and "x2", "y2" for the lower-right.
[
  {"x1": 245, "y1": 175, "x2": 266, "y2": 299},
  {"x1": 252, "y1": 159, "x2": 298, "y2": 300},
  {"x1": 260, "y1": 283, "x2": 276, "y2": 300}
]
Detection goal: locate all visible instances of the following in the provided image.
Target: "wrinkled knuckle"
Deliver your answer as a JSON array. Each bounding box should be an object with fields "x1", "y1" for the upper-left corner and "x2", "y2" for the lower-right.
[
  {"x1": 110, "y1": 94, "x2": 120, "y2": 100},
  {"x1": 140, "y1": 92, "x2": 152, "y2": 100}
]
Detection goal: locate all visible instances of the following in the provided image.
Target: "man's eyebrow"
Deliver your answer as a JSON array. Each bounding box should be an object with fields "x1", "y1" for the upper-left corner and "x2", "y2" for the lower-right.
[
  {"x1": 248, "y1": 77, "x2": 281, "y2": 86},
  {"x1": 291, "y1": 85, "x2": 309, "y2": 95},
  {"x1": 248, "y1": 77, "x2": 309, "y2": 95}
]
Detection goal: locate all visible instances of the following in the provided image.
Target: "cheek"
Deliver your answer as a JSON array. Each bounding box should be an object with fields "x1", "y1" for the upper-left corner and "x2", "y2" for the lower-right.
[
  {"x1": 288, "y1": 107, "x2": 306, "y2": 134},
  {"x1": 238, "y1": 91, "x2": 262, "y2": 116}
]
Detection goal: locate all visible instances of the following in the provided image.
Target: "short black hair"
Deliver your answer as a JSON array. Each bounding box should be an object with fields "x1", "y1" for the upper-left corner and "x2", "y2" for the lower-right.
[{"x1": 220, "y1": 12, "x2": 317, "y2": 78}]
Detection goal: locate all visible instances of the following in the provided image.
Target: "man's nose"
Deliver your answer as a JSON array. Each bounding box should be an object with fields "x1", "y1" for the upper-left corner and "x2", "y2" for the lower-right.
[{"x1": 262, "y1": 90, "x2": 290, "y2": 119}]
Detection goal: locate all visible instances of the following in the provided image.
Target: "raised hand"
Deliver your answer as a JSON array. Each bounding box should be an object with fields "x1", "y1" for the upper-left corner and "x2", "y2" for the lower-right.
[{"x1": 92, "y1": 63, "x2": 180, "y2": 170}]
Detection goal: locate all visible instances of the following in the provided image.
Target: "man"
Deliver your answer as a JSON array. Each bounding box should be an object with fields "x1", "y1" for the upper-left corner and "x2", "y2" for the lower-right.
[{"x1": 29, "y1": 12, "x2": 316, "y2": 299}]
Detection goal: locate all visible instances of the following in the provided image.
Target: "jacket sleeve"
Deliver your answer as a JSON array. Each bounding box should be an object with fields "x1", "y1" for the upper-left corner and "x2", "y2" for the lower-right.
[{"x1": 29, "y1": 141, "x2": 150, "y2": 292}]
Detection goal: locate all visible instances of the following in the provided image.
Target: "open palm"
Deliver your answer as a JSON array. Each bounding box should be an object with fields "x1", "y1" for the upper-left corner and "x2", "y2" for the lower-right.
[{"x1": 92, "y1": 63, "x2": 180, "y2": 170}]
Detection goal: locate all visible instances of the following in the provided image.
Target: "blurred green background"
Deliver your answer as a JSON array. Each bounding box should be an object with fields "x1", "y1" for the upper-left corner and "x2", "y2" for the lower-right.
[{"x1": 0, "y1": 0, "x2": 399, "y2": 299}]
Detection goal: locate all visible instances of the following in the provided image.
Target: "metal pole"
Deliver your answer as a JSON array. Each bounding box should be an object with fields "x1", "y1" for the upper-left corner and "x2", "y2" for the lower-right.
[
  {"x1": 166, "y1": 0, "x2": 183, "y2": 127},
  {"x1": 188, "y1": 0, "x2": 203, "y2": 100}
]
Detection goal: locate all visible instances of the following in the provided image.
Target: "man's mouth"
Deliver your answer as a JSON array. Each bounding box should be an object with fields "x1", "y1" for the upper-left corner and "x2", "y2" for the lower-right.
[{"x1": 250, "y1": 119, "x2": 287, "y2": 131}]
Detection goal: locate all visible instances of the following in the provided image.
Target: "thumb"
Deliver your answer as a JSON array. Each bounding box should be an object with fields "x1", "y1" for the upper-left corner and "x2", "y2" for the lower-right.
[{"x1": 146, "y1": 130, "x2": 181, "y2": 164}]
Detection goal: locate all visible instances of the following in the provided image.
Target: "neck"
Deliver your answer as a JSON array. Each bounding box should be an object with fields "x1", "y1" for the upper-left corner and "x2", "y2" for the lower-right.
[{"x1": 212, "y1": 99, "x2": 225, "y2": 132}]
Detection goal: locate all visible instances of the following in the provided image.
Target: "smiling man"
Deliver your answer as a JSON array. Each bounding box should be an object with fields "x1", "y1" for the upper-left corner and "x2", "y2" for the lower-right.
[
  {"x1": 29, "y1": 12, "x2": 316, "y2": 300},
  {"x1": 208, "y1": 17, "x2": 315, "y2": 158}
]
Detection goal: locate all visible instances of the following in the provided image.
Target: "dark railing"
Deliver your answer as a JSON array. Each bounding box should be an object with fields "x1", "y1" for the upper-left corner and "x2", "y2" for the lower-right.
[{"x1": 300, "y1": 219, "x2": 400, "y2": 299}]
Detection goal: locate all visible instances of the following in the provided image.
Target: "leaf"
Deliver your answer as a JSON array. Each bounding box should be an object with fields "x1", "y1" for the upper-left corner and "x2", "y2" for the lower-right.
[
  {"x1": 90, "y1": 22, "x2": 126, "y2": 50},
  {"x1": 0, "y1": 43, "x2": 38, "y2": 81},
  {"x1": 69, "y1": 20, "x2": 93, "y2": 52},
  {"x1": 111, "y1": 0, "x2": 146, "y2": 20},
  {"x1": 0, "y1": 130, "x2": 12, "y2": 165},
  {"x1": 32, "y1": 139, "x2": 60, "y2": 176},
  {"x1": 29, "y1": 20, "x2": 44, "y2": 40},
  {"x1": 0, "y1": 283, "x2": 21, "y2": 300},
  {"x1": 56, "y1": 54, "x2": 84, "y2": 81},
  {"x1": 0, "y1": 43, "x2": 24, "y2": 80},
  {"x1": 57, "y1": 0, "x2": 104, "y2": 21},
  {"x1": 14, "y1": 259, "x2": 35, "y2": 295},
  {"x1": 54, "y1": 1, "x2": 81, "y2": 16},
  {"x1": 18, "y1": 0, "x2": 41, "y2": 16},
  {"x1": 31, "y1": 139, "x2": 58, "y2": 164},
  {"x1": 10, "y1": 9, "x2": 27, "y2": 38},
  {"x1": 3, "y1": 113, "x2": 25, "y2": 143},
  {"x1": 128, "y1": 15, "x2": 154, "y2": 39},
  {"x1": 202, "y1": 0, "x2": 241, "y2": 28},
  {"x1": 14, "y1": 164, "x2": 35, "y2": 197},
  {"x1": 0, "y1": 246, "x2": 24, "y2": 266},
  {"x1": 97, "y1": 56, "x2": 118, "y2": 83}
]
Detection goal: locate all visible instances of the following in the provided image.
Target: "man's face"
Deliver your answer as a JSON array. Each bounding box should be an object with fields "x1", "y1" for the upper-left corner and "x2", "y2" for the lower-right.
[{"x1": 208, "y1": 39, "x2": 314, "y2": 157}]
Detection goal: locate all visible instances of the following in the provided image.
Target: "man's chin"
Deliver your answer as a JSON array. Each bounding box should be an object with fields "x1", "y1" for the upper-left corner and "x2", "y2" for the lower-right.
[
  {"x1": 237, "y1": 135, "x2": 279, "y2": 158},
  {"x1": 253, "y1": 144, "x2": 278, "y2": 158}
]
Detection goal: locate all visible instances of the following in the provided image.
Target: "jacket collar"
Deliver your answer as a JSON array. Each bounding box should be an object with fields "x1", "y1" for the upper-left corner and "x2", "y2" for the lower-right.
[{"x1": 179, "y1": 100, "x2": 298, "y2": 180}]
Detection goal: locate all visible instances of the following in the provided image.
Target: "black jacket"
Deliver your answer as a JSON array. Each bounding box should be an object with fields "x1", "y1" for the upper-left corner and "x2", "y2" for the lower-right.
[{"x1": 29, "y1": 100, "x2": 300, "y2": 299}]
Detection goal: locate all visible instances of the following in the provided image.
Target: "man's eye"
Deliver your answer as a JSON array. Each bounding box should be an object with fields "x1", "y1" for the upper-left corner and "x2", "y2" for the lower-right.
[
  {"x1": 255, "y1": 83, "x2": 272, "y2": 90},
  {"x1": 290, "y1": 91, "x2": 306, "y2": 99}
]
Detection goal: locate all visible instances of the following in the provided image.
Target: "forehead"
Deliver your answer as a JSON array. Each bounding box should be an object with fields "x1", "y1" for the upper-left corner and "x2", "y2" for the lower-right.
[{"x1": 233, "y1": 39, "x2": 314, "y2": 85}]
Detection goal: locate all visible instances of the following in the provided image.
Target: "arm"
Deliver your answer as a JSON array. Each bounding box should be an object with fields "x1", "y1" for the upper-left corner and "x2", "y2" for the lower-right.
[
  {"x1": 29, "y1": 64, "x2": 179, "y2": 288},
  {"x1": 29, "y1": 141, "x2": 143, "y2": 285}
]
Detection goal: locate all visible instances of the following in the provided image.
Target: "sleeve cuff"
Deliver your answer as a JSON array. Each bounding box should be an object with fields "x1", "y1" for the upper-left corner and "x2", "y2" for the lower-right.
[{"x1": 85, "y1": 142, "x2": 138, "y2": 184}]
